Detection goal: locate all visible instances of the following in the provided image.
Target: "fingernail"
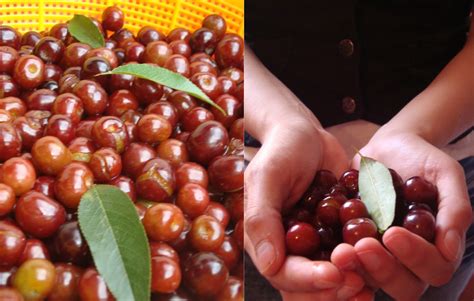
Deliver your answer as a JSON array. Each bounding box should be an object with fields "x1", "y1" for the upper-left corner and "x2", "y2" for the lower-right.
[
  {"x1": 386, "y1": 234, "x2": 411, "y2": 257},
  {"x1": 357, "y1": 251, "x2": 381, "y2": 272},
  {"x1": 312, "y1": 264, "x2": 342, "y2": 289},
  {"x1": 255, "y1": 240, "x2": 276, "y2": 273},
  {"x1": 444, "y1": 230, "x2": 461, "y2": 262}
]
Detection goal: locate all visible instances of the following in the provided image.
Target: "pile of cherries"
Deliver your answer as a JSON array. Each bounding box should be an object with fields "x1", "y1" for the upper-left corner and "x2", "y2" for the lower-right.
[
  {"x1": 284, "y1": 169, "x2": 438, "y2": 259},
  {"x1": 0, "y1": 6, "x2": 243, "y2": 301}
]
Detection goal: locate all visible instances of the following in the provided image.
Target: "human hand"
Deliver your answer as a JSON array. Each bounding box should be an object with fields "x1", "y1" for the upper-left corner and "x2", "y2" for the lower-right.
[
  {"x1": 337, "y1": 130, "x2": 472, "y2": 300},
  {"x1": 244, "y1": 118, "x2": 372, "y2": 299}
]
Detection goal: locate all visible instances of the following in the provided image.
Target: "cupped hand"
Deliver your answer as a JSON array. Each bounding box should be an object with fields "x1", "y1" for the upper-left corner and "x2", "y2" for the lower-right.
[
  {"x1": 343, "y1": 130, "x2": 472, "y2": 300},
  {"x1": 244, "y1": 118, "x2": 370, "y2": 299}
]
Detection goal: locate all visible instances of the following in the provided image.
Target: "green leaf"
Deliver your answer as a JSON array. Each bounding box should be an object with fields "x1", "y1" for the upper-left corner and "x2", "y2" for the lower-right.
[
  {"x1": 78, "y1": 185, "x2": 150, "y2": 301},
  {"x1": 101, "y1": 64, "x2": 225, "y2": 114},
  {"x1": 67, "y1": 15, "x2": 105, "y2": 48},
  {"x1": 358, "y1": 155, "x2": 396, "y2": 231}
]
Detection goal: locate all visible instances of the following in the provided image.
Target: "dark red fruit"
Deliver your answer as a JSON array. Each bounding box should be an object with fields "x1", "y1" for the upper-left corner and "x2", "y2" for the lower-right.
[
  {"x1": 339, "y1": 198, "x2": 369, "y2": 226},
  {"x1": 403, "y1": 209, "x2": 436, "y2": 242},
  {"x1": 403, "y1": 176, "x2": 438, "y2": 210},
  {"x1": 285, "y1": 222, "x2": 320, "y2": 256},
  {"x1": 342, "y1": 218, "x2": 378, "y2": 246},
  {"x1": 339, "y1": 169, "x2": 359, "y2": 198}
]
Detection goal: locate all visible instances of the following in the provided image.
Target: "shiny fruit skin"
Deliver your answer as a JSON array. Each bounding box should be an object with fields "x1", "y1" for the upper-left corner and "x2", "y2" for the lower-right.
[
  {"x1": 78, "y1": 268, "x2": 115, "y2": 301},
  {"x1": 52, "y1": 93, "x2": 84, "y2": 124},
  {"x1": 53, "y1": 221, "x2": 90, "y2": 266},
  {"x1": 0, "y1": 221, "x2": 26, "y2": 267},
  {"x1": 136, "y1": 158, "x2": 175, "y2": 202},
  {"x1": 176, "y1": 183, "x2": 210, "y2": 218},
  {"x1": 189, "y1": 215, "x2": 225, "y2": 251},
  {"x1": 121, "y1": 142, "x2": 156, "y2": 179},
  {"x1": 215, "y1": 277, "x2": 243, "y2": 301},
  {"x1": 31, "y1": 136, "x2": 72, "y2": 176},
  {"x1": 210, "y1": 94, "x2": 241, "y2": 129},
  {"x1": 313, "y1": 170, "x2": 338, "y2": 193},
  {"x1": 214, "y1": 236, "x2": 240, "y2": 270},
  {"x1": 15, "y1": 191, "x2": 66, "y2": 238},
  {"x1": 72, "y1": 80, "x2": 108, "y2": 116},
  {"x1": 89, "y1": 147, "x2": 122, "y2": 182},
  {"x1": 109, "y1": 176, "x2": 136, "y2": 202},
  {"x1": 13, "y1": 116, "x2": 44, "y2": 151},
  {"x1": 224, "y1": 191, "x2": 243, "y2": 223},
  {"x1": 12, "y1": 259, "x2": 56, "y2": 301},
  {"x1": 68, "y1": 137, "x2": 96, "y2": 163},
  {"x1": 144, "y1": 203, "x2": 185, "y2": 242},
  {"x1": 187, "y1": 121, "x2": 229, "y2": 165},
  {"x1": 151, "y1": 256, "x2": 182, "y2": 293},
  {"x1": 145, "y1": 101, "x2": 179, "y2": 128},
  {"x1": 0, "y1": 183, "x2": 15, "y2": 216},
  {"x1": 202, "y1": 14, "x2": 227, "y2": 40},
  {"x1": 339, "y1": 198, "x2": 369, "y2": 226},
  {"x1": 208, "y1": 155, "x2": 244, "y2": 192},
  {"x1": 54, "y1": 162, "x2": 94, "y2": 209},
  {"x1": 156, "y1": 138, "x2": 189, "y2": 167},
  {"x1": 181, "y1": 107, "x2": 214, "y2": 132},
  {"x1": 91, "y1": 116, "x2": 129, "y2": 153},
  {"x1": 137, "y1": 114, "x2": 172, "y2": 145},
  {"x1": 0, "y1": 123, "x2": 21, "y2": 162},
  {"x1": 285, "y1": 222, "x2": 320, "y2": 256},
  {"x1": 44, "y1": 114, "x2": 76, "y2": 145},
  {"x1": 204, "y1": 201, "x2": 231, "y2": 228},
  {"x1": 316, "y1": 196, "x2": 342, "y2": 228},
  {"x1": 102, "y1": 6, "x2": 124, "y2": 32},
  {"x1": 403, "y1": 209, "x2": 436, "y2": 242},
  {"x1": 18, "y1": 239, "x2": 50, "y2": 265},
  {"x1": 149, "y1": 242, "x2": 179, "y2": 263},
  {"x1": 342, "y1": 218, "x2": 378, "y2": 246},
  {"x1": 339, "y1": 169, "x2": 359, "y2": 198},
  {"x1": 48, "y1": 263, "x2": 83, "y2": 301},
  {"x1": 403, "y1": 176, "x2": 438, "y2": 210},
  {"x1": 183, "y1": 252, "x2": 228, "y2": 297},
  {"x1": 175, "y1": 162, "x2": 208, "y2": 189},
  {"x1": 13, "y1": 55, "x2": 45, "y2": 89}
]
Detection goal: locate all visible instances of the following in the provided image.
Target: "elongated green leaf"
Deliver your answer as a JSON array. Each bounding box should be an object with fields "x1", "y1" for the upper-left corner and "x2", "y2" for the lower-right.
[
  {"x1": 68, "y1": 15, "x2": 105, "y2": 48},
  {"x1": 359, "y1": 156, "x2": 396, "y2": 231},
  {"x1": 78, "y1": 185, "x2": 150, "y2": 301},
  {"x1": 101, "y1": 64, "x2": 225, "y2": 114}
]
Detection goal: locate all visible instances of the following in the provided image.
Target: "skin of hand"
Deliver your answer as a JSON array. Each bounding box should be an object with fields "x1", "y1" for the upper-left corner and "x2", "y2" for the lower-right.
[
  {"x1": 244, "y1": 47, "x2": 371, "y2": 300},
  {"x1": 331, "y1": 130, "x2": 473, "y2": 301}
]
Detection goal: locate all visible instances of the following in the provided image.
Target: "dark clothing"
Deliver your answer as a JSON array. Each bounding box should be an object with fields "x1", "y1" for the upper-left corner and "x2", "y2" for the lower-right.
[{"x1": 246, "y1": 0, "x2": 472, "y2": 127}]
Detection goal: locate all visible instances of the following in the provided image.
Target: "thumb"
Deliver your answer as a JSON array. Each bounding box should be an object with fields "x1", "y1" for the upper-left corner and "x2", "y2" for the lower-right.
[{"x1": 244, "y1": 141, "x2": 290, "y2": 277}]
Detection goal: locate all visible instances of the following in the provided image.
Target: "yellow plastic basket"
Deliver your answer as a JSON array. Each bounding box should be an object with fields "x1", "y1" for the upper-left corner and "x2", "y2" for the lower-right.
[{"x1": 0, "y1": 0, "x2": 244, "y2": 37}]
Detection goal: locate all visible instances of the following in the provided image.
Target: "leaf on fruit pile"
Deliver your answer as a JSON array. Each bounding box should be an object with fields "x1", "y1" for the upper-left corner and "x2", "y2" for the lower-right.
[
  {"x1": 101, "y1": 64, "x2": 225, "y2": 114},
  {"x1": 78, "y1": 185, "x2": 150, "y2": 301},
  {"x1": 67, "y1": 14, "x2": 105, "y2": 48},
  {"x1": 358, "y1": 155, "x2": 396, "y2": 232}
]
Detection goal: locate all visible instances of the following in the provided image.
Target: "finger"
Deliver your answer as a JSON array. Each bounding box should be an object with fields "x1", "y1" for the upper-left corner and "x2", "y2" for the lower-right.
[
  {"x1": 383, "y1": 227, "x2": 459, "y2": 287},
  {"x1": 281, "y1": 289, "x2": 338, "y2": 301},
  {"x1": 433, "y1": 162, "x2": 472, "y2": 263},
  {"x1": 336, "y1": 271, "x2": 366, "y2": 300},
  {"x1": 331, "y1": 243, "x2": 360, "y2": 271},
  {"x1": 332, "y1": 243, "x2": 380, "y2": 290},
  {"x1": 244, "y1": 150, "x2": 287, "y2": 276},
  {"x1": 348, "y1": 287, "x2": 375, "y2": 301},
  {"x1": 266, "y1": 256, "x2": 344, "y2": 292},
  {"x1": 319, "y1": 130, "x2": 351, "y2": 177},
  {"x1": 355, "y1": 237, "x2": 428, "y2": 300}
]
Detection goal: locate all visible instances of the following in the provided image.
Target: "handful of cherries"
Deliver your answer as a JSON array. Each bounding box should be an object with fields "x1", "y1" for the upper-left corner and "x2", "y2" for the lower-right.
[{"x1": 284, "y1": 169, "x2": 438, "y2": 259}]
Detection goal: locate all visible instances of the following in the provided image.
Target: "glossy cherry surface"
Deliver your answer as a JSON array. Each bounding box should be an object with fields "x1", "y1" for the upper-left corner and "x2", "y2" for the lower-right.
[
  {"x1": 15, "y1": 191, "x2": 66, "y2": 238},
  {"x1": 342, "y1": 218, "x2": 378, "y2": 246}
]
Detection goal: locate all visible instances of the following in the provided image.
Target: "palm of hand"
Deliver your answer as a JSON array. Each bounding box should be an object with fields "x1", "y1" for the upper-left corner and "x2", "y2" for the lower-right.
[{"x1": 344, "y1": 132, "x2": 472, "y2": 300}]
